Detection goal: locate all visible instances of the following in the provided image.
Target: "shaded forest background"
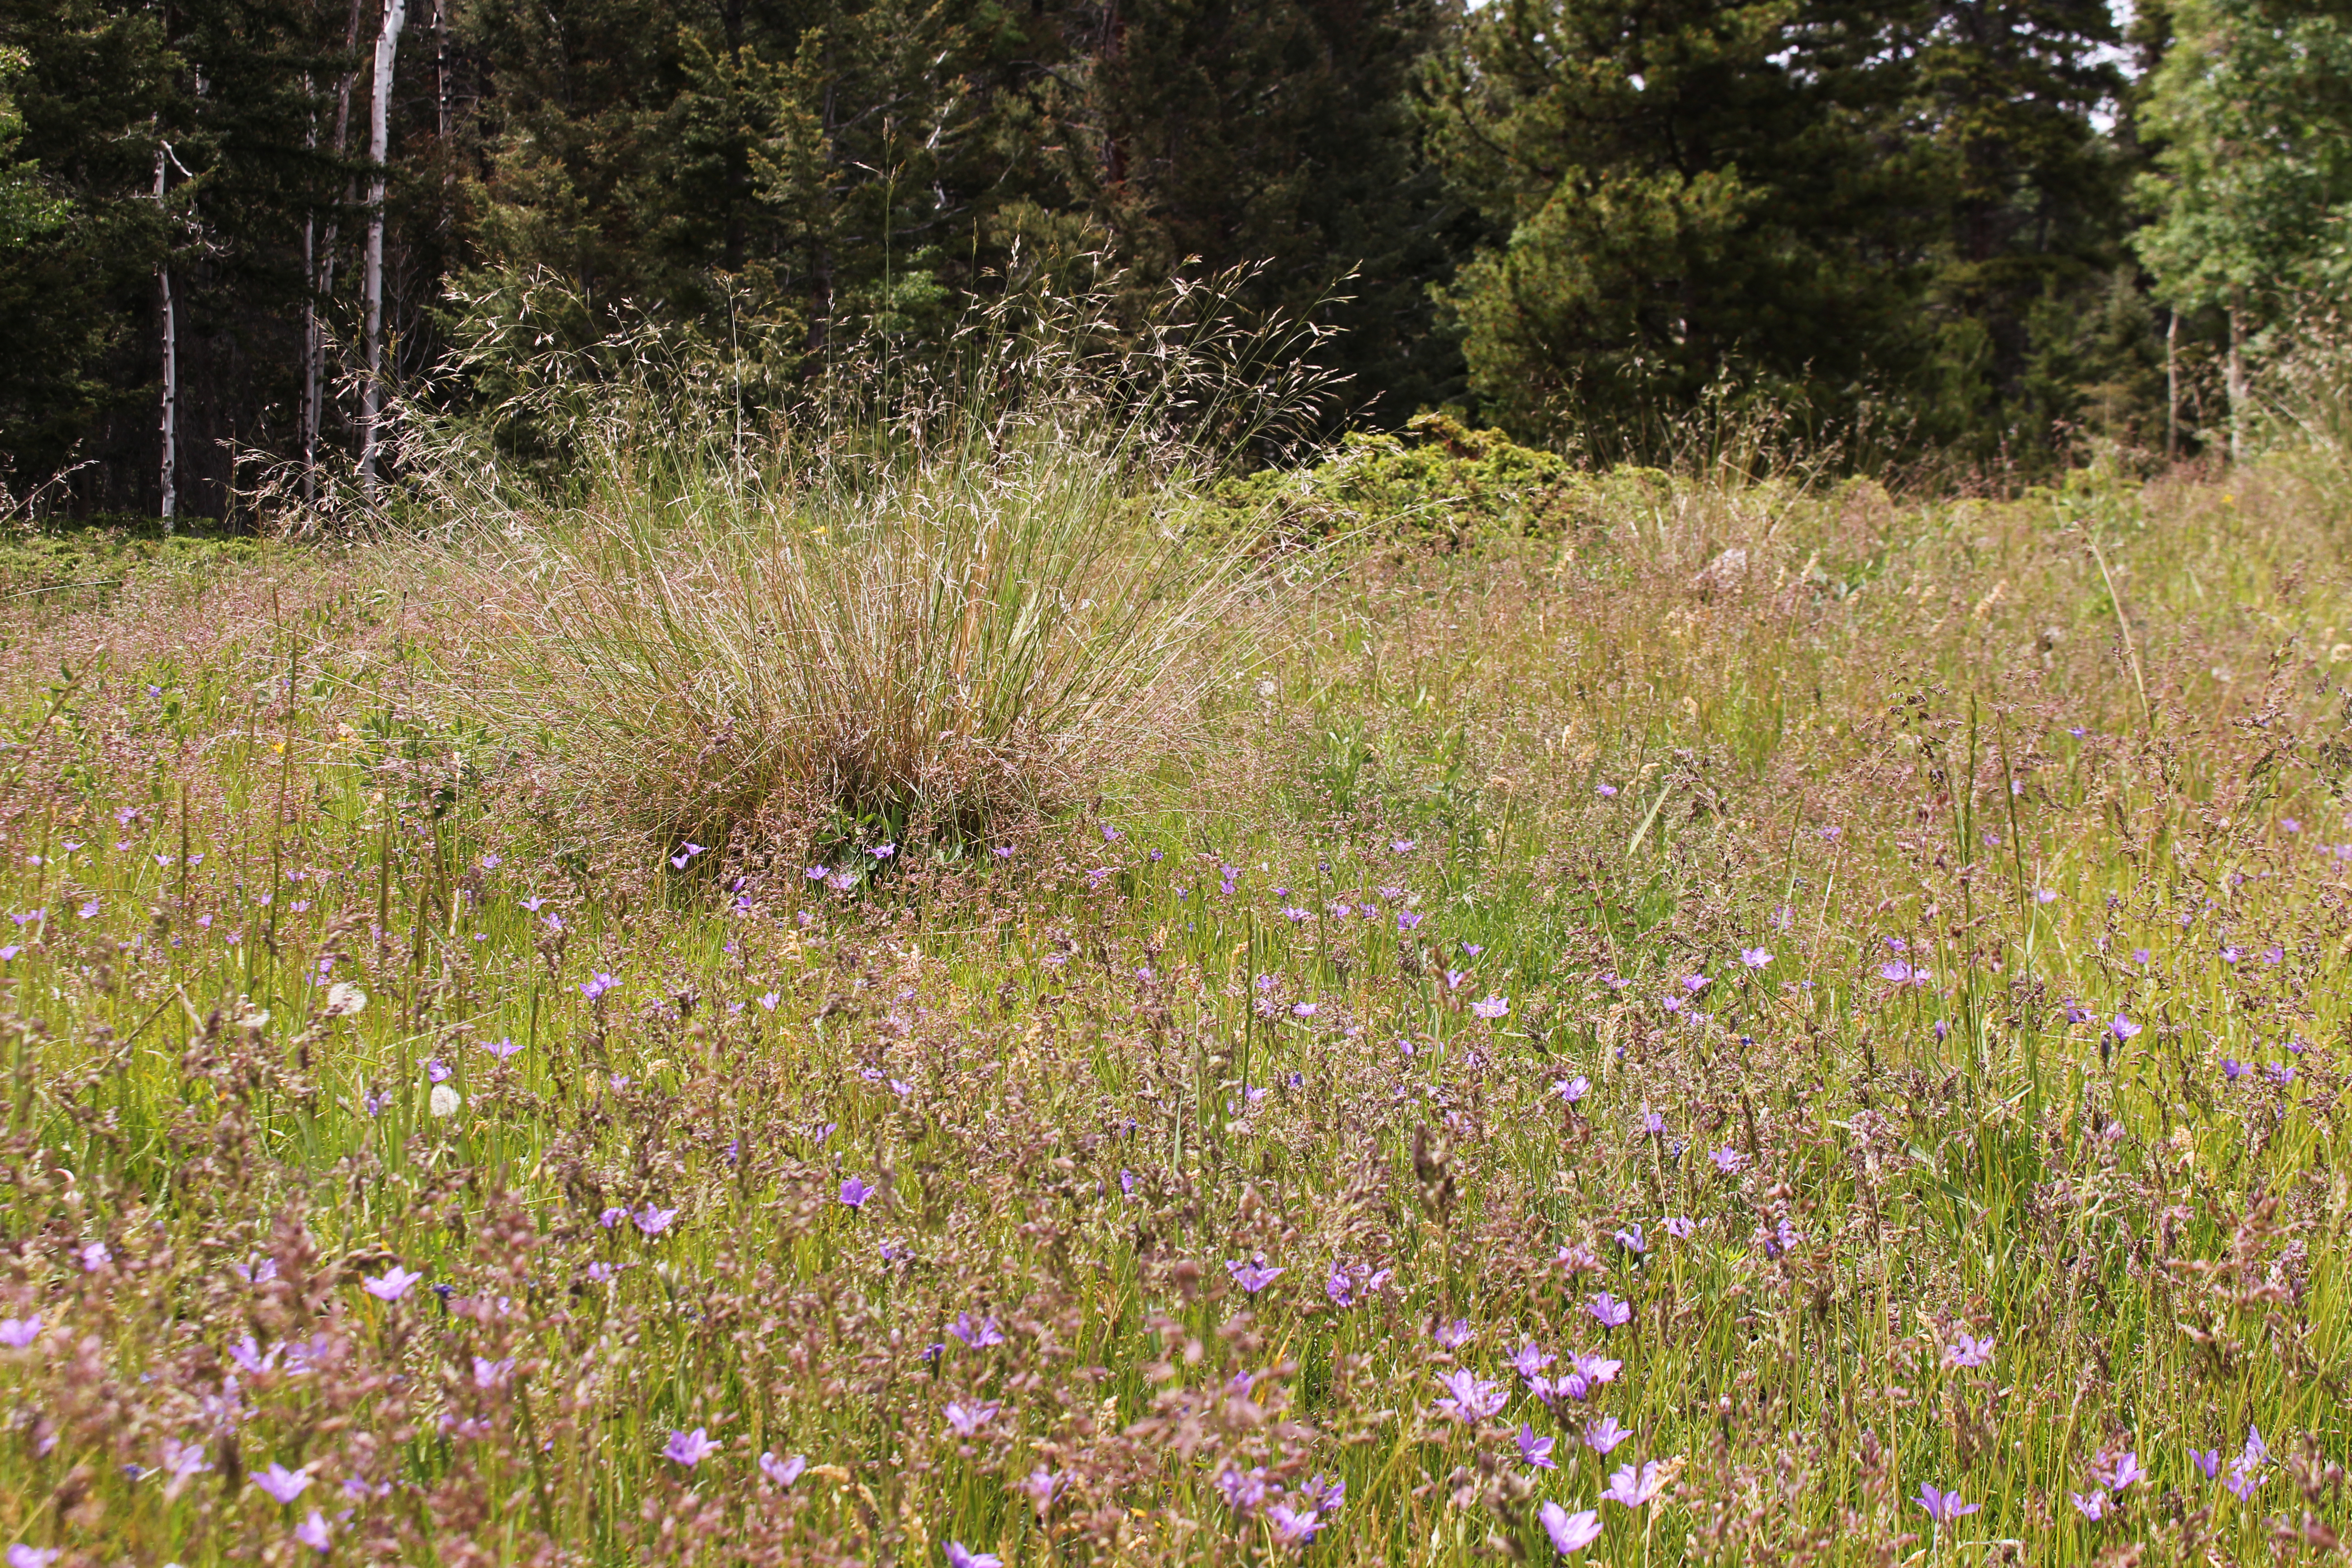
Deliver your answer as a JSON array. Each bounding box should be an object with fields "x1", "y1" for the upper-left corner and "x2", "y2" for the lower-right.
[{"x1": 2, "y1": 0, "x2": 2349, "y2": 522}]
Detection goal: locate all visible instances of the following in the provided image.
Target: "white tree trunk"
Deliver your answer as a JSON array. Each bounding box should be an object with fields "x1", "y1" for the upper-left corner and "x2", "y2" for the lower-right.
[
  {"x1": 307, "y1": 0, "x2": 368, "y2": 503},
  {"x1": 359, "y1": 0, "x2": 408, "y2": 502},
  {"x1": 154, "y1": 142, "x2": 176, "y2": 529},
  {"x1": 2164, "y1": 308, "x2": 2178, "y2": 463},
  {"x1": 301, "y1": 84, "x2": 318, "y2": 503}
]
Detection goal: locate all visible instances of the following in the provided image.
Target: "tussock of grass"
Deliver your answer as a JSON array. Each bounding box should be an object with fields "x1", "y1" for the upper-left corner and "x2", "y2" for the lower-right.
[{"x1": 382, "y1": 277, "x2": 1331, "y2": 858}]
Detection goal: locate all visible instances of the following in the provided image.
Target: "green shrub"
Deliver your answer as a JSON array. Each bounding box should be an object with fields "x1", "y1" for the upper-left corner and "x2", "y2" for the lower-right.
[{"x1": 1212, "y1": 412, "x2": 1674, "y2": 550}]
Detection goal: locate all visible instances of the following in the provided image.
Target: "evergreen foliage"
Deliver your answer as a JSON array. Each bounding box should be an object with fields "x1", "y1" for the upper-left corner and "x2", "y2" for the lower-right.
[{"x1": 0, "y1": 0, "x2": 2345, "y2": 514}]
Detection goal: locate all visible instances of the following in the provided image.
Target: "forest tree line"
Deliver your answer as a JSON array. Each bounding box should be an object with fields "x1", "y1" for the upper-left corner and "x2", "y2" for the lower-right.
[{"x1": 1, "y1": 0, "x2": 2348, "y2": 521}]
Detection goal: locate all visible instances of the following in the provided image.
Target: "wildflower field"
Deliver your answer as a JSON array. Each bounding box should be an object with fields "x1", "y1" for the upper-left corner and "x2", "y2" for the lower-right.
[{"x1": 5, "y1": 408, "x2": 2352, "y2": 1566}]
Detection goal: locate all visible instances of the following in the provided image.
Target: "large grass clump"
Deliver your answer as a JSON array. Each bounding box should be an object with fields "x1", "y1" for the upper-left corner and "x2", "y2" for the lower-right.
[{"x1": 388, "y1": 279, "x2": 1325, "y2": 857}]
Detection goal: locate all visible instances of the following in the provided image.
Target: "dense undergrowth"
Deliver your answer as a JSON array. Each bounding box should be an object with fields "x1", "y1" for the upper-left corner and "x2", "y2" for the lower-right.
[{"x1": 2, "y1": 410, "x2": 2352, "y2": 1568}]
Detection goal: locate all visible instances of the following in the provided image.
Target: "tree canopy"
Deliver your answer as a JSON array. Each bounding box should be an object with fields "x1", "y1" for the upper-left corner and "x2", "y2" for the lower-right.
[{"x1": 0, "y1": 0, "x2": 2339, "y2": 515}]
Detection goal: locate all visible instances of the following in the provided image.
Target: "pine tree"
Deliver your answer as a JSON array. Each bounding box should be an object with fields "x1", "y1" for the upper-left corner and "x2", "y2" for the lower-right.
[
  {"x1": 0, "y1": 0, "x2": 178, "y2": 504},
  {"x1": 1427, "y1": 0, "x2": 2134, "y2": 459},
  {"x1": 1903, "y1": 0, "x2": 2129, "y2": 453},
  {"x1": 1, "y1": 0, "x2": 354, "y2": 515},
  {"x1": 1090, "y1": 0, "x2": 1474, "y2": 423},
  {"x1": 0, "y1": 49, "x2": 68, "y2": 247},
  {"x1": 1427, "y1": 0, "x2": 1933, "y2": 448}
]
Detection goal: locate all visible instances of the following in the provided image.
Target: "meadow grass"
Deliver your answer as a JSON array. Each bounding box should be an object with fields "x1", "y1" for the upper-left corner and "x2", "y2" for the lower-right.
[{"x1": 0, "y1": 438, "x2": 2350, "y2": 1567}]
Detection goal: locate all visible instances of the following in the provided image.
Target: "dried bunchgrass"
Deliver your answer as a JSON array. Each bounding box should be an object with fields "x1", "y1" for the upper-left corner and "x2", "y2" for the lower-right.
[{"x1": 377, "y1": 270, "x2": 1336, "y2": 857}]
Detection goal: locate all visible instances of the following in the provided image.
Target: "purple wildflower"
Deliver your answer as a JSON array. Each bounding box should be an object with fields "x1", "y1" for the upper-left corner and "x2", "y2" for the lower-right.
[
  {"x1": 759, "y1": 1451, "x2": 806, "y2": 1487},
  {"x1": 1267, "y1": 1503, "x2": 1324, "y2": 1545},
  {"x1": 1226, "y1": 1259, "x2": 1284, "y2": 1293},
  {"x1": 839, "y1": 1177, "x2": 874, "y2": 1209},
  {"x1": 944, "y1": 1544, "x2": 1001, "y2": 1568},
  {"x1": 1298, "y1": 1473, "x2": 1345, "y2": 1513},
  {"x1": 2092, "y1": 1450, "x2": 2144, "y2": 1492},
  {"x1": 363, "y1": 1265, "x2": 421, "y2": 1302},
  {"x1": 1584, "y1": 1415, "x2": 1632, "y2": 1454},
  {"x1": 1433, "y1": 1367, "x2": 1506, "y2": 1423},
  {"x1": 663, "y1": 1428, "x2": 721, "y2": 1466},
  {"x1": 1505, "y1": 1341, "x2": 1553, "y2": 1379},
  {"x1": 160, "y1": 1437, "x2": 211, "y2": 1492},
  {"x1": 254, "y1": 1463, "x2": 312, "y2": 1504},
  {"x1": 1517, "y1": 1423, "x2": 1557, "y2": 1470},
  {"x1": 1540, "y1": 1502, "x2": 1604, "y2": 1554},
  {"x1": 1601, "y1": 1461, "x2": 1669, "y2": 1508},
  {"x1": 948, "y1": 1313, "x2": 1004, "y2": 1348},
  {"x1": 943, "y1": 1400, "x2": 998, "y2": 1437},
  {"x1": 1019, "y1": 1465, "x2": 1066, "y2": 1514},
  {"x1": 1217, "y1": 1464, "x2": 1271, "y2": 1514},
  {"x1": 1913, "y1": 1483, "x2": 1979, "y2": 1524}
]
